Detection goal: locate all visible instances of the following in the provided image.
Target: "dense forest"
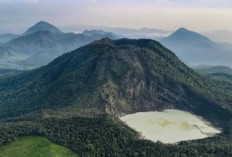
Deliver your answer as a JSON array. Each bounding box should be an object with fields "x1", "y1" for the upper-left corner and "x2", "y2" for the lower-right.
[
  {"x1": 0, "y1": 39, "x2": 232, "y2": 156},
  {"x1": 0, "y1": 116, "x2": 232, "y2": 156}
]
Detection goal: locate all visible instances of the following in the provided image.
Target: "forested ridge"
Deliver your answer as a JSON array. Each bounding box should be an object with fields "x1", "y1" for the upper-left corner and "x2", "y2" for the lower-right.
[{"x1": 0, "y1": 38, "x2": 232, "y2": 156}]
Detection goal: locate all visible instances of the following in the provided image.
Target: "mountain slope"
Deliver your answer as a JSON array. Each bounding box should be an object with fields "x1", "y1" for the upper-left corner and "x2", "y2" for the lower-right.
[
  {"x1": 204, "y1": 30, "x2": 232, "y2": 44},
  {"x1": 0, "y1": 33, "x2": 18, "y2": 44},
  {"x1": 160, "y1": 28, "x2": 232, "y2": 67},
  {"x1": 164, "y1": 28, "x2": 213, "y2": 46},
  {"x1": 0, "y1": 38, "x2": 231, "y2": 129},
  {"x1": 23, "y1": 21, "x2": 62, "y2": 36},
  {"x1": 0, "y1": 28, "x2": 119, "y2": 70}
]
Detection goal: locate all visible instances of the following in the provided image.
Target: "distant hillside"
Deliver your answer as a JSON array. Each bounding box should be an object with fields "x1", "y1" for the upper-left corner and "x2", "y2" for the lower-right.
[
  {"x1": 0, "y1": 33, "x2": 18, "y2": 44},
  {"x1": 0, "y1": 69, "x2": 22, "y2": 77},
  {"x1": 0, "y1": 22, "x2": 119, "y2": 70},
  {"x1": 195, "y1": 66, "x2": 232, "y2": 75},
  {"x1": 204, "y1": 30, "x2": 232, "y2": 44},
  {"x1": 61, "y1": 25, "x2": 173, "y2": 39},
  {"x1": 102, "y1": 27, "x2": 173, "y2": 39},
  {"x1": 82, "y1": 29, "x2": 117, "y2": 37},
  {"x1": 160, "y1": 28, "x2": 232, "y2": 67}
]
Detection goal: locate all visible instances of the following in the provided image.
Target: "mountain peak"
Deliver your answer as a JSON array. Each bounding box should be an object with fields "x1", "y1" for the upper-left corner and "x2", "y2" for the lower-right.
[
  {"x1": 92, "y1": 37, "x2": 115, "y2": 44},
  {"x1": 164, "y1": 27, "x2": 212, "y2": 43},
  {"x1": 23, "y1": 21, "x2": 62, "y2": 36},
  {"x1": 91, "y1": 38, "x2": 162, "y2": 49},
  {"x1": 176, "y1": 27, "x2": 189, "y2": 32},
  {"x1": 173, "y1": 27, "x2": 197, "y2": 36},
  {"x1": 0, "y1": 38, "x2": 230, "y2": 127},
  {"x1": 37, "y1": 21, "x2": 48, "y2": 24},
  {"x1": 0, "y1": 38, "x2": 188, "y2": 118}
]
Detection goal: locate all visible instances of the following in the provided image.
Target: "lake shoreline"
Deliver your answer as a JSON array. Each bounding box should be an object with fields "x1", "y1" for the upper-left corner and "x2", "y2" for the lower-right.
[{"x1": 119, "y1": 109, "x2": 221, "y2": 144}]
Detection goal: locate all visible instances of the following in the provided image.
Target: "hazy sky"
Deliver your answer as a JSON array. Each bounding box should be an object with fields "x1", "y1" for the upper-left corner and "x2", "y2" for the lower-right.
[{"x1": 0, "y1": 0, "x2": 232, "y2": 33}]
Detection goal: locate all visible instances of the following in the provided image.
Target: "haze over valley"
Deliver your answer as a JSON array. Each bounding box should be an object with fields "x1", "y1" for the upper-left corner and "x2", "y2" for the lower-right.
[
  {"x1": 1, "y1": 21, "x2": 232, "y2": 70},
  {"x1": 0, "y1": 0, "x2": 232, "y2": 156}
]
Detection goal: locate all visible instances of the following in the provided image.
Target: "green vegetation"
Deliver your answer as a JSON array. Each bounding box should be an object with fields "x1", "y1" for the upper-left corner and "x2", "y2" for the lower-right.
[
  {"x1": 0, "y1": 136, "x2": 79, "y2": 157},
  {"x1": 0, "y1": 38, "x2": 231, "y2": 125},
  {"x1": 0, "y1": 38, "x2": 231, "y2": 156},
  {"x1": 195, "y1": 66, "x2": 232, "y2": 116},
  {"x1": 0, "y1": 116, "x2": 231, "y2": 157}
]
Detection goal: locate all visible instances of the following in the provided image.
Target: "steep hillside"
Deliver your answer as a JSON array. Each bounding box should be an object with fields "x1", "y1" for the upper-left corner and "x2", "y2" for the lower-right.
[
  {"x1": 160, "y1": 28, "x2": 232, "y2": 67},
  {"x1": 0, "y1": 38, "x2": 231, "y2": 129}
]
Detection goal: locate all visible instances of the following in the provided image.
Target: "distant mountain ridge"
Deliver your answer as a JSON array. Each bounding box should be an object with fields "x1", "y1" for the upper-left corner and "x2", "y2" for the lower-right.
[
  {"x1": 61, "y1": 25, "x2": 173, "y2": 39},
  {"x1": 0, "y1": 33, "x2": 18, "y2": 44},
  {"x1": 160, "y1": 28, "x2": 232, "y2": 67},
  {"x1": 0, "y1": 21, "x2": 120, "y2": 70},
  {"x1": 164, "y1": 28, "x2": 213, "y2": 46},
  {"x1": 0, "y1": 69, "x2": 22, "y2": 77},
  {"x1": 195, "y1": 66, "x2": 232, "y2": 75}
]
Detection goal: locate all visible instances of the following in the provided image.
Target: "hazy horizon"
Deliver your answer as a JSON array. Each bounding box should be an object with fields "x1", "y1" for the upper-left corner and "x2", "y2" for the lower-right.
[{"x1": 0, "y1": 0, "x2": 232, "y2": 34}]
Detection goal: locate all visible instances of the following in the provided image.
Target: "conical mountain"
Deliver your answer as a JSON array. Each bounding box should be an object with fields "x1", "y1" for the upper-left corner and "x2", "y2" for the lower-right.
[
  {"x1": 160, "y1": 28, "x2": 232, "y2": 66},
  {"x1": 161, "y1": 27, "x2": 214, "y2": 47},
  {"x1": 167, "y1": 28, "x2": 210, "y2": 40},
  {"x1": 0, "y1": 24, "x2": 119, "y2": 70},
  {"x1": 23, "y1": 21, "x2": 62, "y2": 36},
  {"x1": 0, "y1": 38, "x2": 231, "y2": 127}
]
